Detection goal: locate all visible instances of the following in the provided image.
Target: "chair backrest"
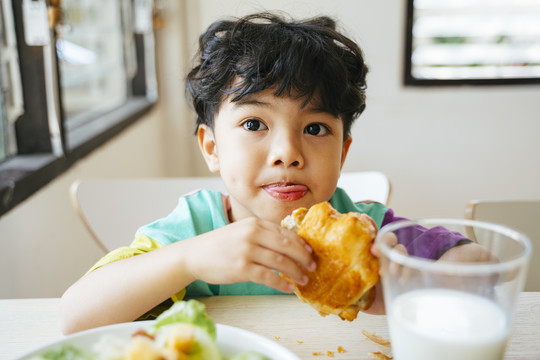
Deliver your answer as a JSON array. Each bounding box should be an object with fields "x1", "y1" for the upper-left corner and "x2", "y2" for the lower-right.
[
  {"x1": 70, "y1": 177, "x2": 227, "y2": 252},
  {"x1": 465, "y1": 200, "x2": 540, "y2": 291},
  {"x1": 71, "y1": 171, "x2": 390, "y2": 252},
  {"x1": 337, "y1": 171, "x2": 391, "y2": 205}
]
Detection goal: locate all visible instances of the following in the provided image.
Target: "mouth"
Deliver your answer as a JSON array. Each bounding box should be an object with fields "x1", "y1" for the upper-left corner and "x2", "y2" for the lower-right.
[{"x1": 263, "y1": 182, "x2": 308, "y2": 202}]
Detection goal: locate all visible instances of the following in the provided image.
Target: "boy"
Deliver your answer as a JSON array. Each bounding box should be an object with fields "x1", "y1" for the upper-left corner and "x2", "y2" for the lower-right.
[{"x1": 60, "y1": 12, "x2": 482, "y2": 334}]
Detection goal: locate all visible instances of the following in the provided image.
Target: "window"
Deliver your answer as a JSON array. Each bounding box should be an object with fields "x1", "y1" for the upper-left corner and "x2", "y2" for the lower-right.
[
  {"x1": 59, "y1": 0, "x2": 132, "y2": 139},
  {"x1": 405, "y1": 0, "x2": 540, "y2": 85},
  {"x1": 0, "y1": 0, "x2": 23, "y2": 163},
  {"x1": 0, "y1": 0, "x2": 157, "y2": 217}
]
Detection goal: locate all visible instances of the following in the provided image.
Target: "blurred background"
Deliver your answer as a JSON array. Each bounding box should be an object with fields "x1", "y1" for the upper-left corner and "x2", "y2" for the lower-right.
[{"x1": 1, "y1": 0, "x2": 539, "y2": 298}]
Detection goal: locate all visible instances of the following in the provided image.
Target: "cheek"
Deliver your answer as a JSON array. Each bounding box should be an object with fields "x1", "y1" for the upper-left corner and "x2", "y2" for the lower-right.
[
  {"x1": 216, "y1": 139, "x2": 263, "y2": 178},
  {"x1": 310, "y1": 145, "x2": 343, "y2": 189},
  {"x1": 310, "y1": 142, "x2": 344, "y2": 168}
]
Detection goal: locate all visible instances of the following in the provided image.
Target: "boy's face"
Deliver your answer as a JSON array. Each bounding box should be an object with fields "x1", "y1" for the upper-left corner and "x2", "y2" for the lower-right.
[{"x1": 198, "y1": 87, "x2": 351, "y2": 224}]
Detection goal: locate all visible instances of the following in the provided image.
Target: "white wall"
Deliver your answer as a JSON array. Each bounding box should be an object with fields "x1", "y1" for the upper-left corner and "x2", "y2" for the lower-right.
[
  {"x1": 1, "y1": 0, "x2": 539, "y2": 298},
  {"x1": 156, "y1": 0, "x2": 208, "y2": 177}
]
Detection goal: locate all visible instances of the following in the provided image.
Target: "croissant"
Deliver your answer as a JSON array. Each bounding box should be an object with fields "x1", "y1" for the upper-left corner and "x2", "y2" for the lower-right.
[{"x1": 281, "y1": 201, "x2": 379, "y2": 321}]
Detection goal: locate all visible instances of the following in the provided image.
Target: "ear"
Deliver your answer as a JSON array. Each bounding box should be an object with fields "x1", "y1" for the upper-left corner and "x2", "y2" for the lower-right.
[
  {"x1": 197, "y1": 124, "x2": 220, "y2": 173},
  {"x1": 340, "y1": 136, "x2": 352, "y2": 170}
]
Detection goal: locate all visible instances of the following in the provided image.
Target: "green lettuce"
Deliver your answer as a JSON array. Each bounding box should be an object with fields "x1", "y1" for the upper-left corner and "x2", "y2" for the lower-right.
[
  {"x1": 228, "y1": 351, "x2": 271, "y2": 360},
  {"x1": 152, "y1": 299, "x2": 216, "y2": 340},
  {"x1": 38, "y1": 344, "x2": 91, "y2": 360}
]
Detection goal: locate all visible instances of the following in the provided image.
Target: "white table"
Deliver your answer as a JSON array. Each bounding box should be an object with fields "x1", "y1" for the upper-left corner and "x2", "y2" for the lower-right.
[{"x1": 2, "y1": 293, "x2": 539, "y2": 359}]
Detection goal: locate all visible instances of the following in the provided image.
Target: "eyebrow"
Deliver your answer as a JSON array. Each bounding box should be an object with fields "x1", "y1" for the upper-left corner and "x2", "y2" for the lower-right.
[{"x1": 233, "y1": 97, "x2": 269, "y2": 107}]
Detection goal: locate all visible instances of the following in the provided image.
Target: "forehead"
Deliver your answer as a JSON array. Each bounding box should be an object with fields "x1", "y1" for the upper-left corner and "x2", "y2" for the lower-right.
[{"x1": 221, "y1": 86, "x2": 329, "y2": 114}]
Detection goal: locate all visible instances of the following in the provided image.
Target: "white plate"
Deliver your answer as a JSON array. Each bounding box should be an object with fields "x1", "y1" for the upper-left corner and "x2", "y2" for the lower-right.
[{"x1": 16, "y1": 321, "x2": 300, "y2": 360}]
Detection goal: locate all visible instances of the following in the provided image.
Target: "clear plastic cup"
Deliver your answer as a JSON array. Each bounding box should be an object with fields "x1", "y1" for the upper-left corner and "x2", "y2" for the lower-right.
[{"x1": 377, "y1": 218, "x2": 531, "y2": 360}]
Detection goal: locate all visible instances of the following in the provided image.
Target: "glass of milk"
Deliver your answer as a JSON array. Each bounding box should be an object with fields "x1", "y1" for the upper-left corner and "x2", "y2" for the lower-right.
[{"x1": 376, "y1": 218, "x2": 531, "y2": 360}]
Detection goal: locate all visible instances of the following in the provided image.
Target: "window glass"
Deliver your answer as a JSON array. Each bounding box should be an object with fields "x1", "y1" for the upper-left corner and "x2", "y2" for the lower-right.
[
  {"x1": 57, "y1": 0, "x2": 132, "y2": 132},
  {"x1": 406, "y1": 0, "x2": 540, "y2": 84},
  {"x1": 0, "y1": 94, "x2": 7, "y2": 162},
  {"x1": 0, "y1": 0, "x2": 23, "y2": 162},
  {"x1": 0, "y1": 4, "x2": 5, "y2": 161}
]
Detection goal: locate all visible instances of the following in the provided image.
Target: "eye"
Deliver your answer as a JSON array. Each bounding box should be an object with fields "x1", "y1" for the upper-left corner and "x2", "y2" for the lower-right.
[
  {"x1": 242, "y1": 119, "x2": 268, "y2": 131},
  {"x1": 304, "y1": 123, "x2": 330, "y2": 136}
]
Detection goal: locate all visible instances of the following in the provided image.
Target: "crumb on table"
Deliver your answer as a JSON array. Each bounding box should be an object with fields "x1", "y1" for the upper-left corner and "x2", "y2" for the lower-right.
[
  {"x1": 361, "y1": 329, "x2": 391, "y2": 346},
  {"x1": 368, "y1": 351, "x2": 393, "y2": 360}
]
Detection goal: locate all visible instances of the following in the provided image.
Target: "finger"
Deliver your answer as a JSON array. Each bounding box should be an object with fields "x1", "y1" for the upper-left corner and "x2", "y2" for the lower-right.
[
  {"x1": 362, "y1": 281, "x2": 386, "y2": 315},
  {"x1": 391, "y1": 244, "x2": 413, "y2": 285},
  {"x1": 247, "y1": 264, "x2": 296, "y2": 293},
  {"x1": 249, "y1": 245, "x2": 309, "y2": 286},
  {"x1": 371, "y1": 243, "x2": 381, "y2": 257},
  {"x1": 280, "y1": 226, "x2": 314, "y2": 254},
  {"x1": 384, "y1": 232, "x2": 399, "y2": 248},
  {"x1": 388, "y1": 243, "x2": 408, "y2": 277},
  {"x1": 236, "y1": 218, "x2": 315, "y2": 272},
  {"x1": 255, "y1": 225, "x2": 316, "y2": 273},
  {"x1": 372, "y1": 232, "x2": 398, "y2": 257},
  {"x1": 394, "y1": 244, "x2": 407, "y2": 255},
  {"x1": 249, "y1": 218, "x2": 312, "y2": 254}
]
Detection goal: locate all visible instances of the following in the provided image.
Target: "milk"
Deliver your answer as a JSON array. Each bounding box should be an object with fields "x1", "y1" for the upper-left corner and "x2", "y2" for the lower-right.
[{"x1": 388, "y1": 289, "x2": 508, "y2": 360}]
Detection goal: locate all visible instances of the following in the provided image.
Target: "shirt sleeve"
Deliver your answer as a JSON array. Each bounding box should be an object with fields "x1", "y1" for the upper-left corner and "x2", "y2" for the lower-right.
[
  {"x1": 381, "y1": 208, "x2": 472, "y2": 260},
  {"x1": 86, "y1": 232, "x2": 187, "y2": 303},
  {"x1": 86, "y1": 232, "x2": 163, "y2": 274},
  {"x1": 136, "y1": 189, "x2": 228, "y2": 246},
  {"x1": 330, "y1": 187, "x2": 389, "y2": 228},
  {"x1": 84, "y1": 190, "x2": 227, "y2": 306}
]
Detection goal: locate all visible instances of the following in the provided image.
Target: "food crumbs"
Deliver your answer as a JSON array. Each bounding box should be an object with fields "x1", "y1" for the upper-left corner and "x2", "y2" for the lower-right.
[
  {"x1": 361, "y1": 329, "x2": 391, "y2": 346},
  {"x1": 337, "y1": 346, "x2": 346, "y2": 353},
  {"x1": 326, "y1": 350, "x2": 334, "y2": 357},
  {"x1": 274, "y1": 336, "x2": 280, "y2": 341},
  {"x1": 368, "y1": 351, "x2": 393, "y2": 360},
  {"x1": 312, "y1": 352, "x2": 323, "y2": 356},
  {"x1": 296, "y1": 340, "x2": 304, "y2": 344}
]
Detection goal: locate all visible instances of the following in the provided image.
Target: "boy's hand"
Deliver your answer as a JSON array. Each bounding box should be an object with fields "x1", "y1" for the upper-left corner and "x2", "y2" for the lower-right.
[
  {"x1": 438, "y1": 242, "x2": 498, "y2": 263},
  {"x1": 183, "y1": 217, "x2": 316, "y2": 293},
  {"x1": 366, "y1": 234, "x2": 408, "y2": 315},
  {"x1": 367, "y1": 237, "x2": 498, "y2": 316}
]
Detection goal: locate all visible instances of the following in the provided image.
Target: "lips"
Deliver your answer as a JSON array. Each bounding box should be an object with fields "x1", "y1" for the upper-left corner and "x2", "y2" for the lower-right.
[{"x1": 263, "y1": 183, "x2": 308, "y2": 202}]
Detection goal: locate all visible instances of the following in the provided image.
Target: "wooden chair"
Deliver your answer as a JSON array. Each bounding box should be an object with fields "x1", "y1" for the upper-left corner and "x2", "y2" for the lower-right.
[
  {"x1": 338, "y1": 171, "x2": 391, "y2": 206},
  {"x1": 70, "y1": 171, "x2": 391, "y2": 252},
  {"x1": 70, "y1": 177, "x2": 227, "y2": 252},
  {"x1": 465, "y1": 200, "x2": 540, "y2": 291}
]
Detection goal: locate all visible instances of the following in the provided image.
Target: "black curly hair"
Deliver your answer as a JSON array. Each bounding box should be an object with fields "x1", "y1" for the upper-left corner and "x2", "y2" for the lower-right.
[{"x1": 185, "y1": 12, "x2": 368, "y2": 140}]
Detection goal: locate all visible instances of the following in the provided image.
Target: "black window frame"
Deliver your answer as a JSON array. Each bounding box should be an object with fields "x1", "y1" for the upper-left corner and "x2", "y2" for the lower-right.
[
  {"x1": 0, "y1": 1, "x2": 156, "y2": 217},
  {"x1": 404, "y1": 0, "x2": 540, "y2": 87}
]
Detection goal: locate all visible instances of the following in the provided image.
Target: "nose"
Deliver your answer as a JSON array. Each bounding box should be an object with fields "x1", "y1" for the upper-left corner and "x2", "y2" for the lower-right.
[{"x1": 268, "y1": 133, "x2": 304, "y2": 168}]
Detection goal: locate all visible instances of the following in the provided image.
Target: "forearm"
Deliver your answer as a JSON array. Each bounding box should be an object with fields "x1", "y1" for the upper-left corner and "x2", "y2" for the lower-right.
[
  {"x1": 59, "y1": 241, "x2": 194, "y2": 334},
  {"x1": 60, "y1": 218, "x2": 315, "y2": 334}
]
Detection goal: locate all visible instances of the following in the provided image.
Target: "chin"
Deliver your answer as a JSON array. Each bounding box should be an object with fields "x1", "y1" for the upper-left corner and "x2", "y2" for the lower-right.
[{"x1": 267, "y1": 200, "x2": 315, "y2": 224}]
